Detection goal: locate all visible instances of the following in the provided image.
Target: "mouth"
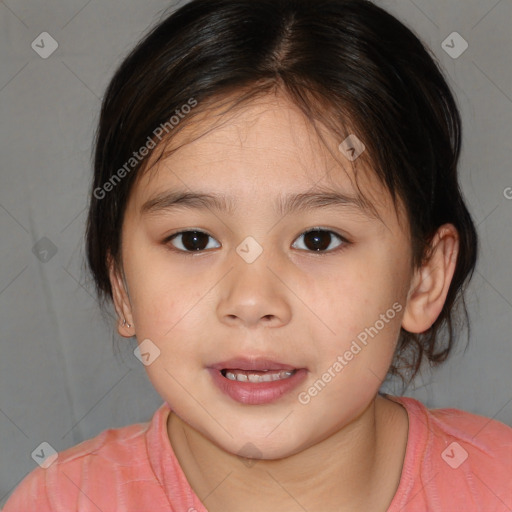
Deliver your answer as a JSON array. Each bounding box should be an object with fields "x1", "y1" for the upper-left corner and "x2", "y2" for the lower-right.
[
  {"x1": 208, "y1": 358, "x2": 307, "y2": 405},
  {"x1": 220, "y1": 368, "x2": 297, "y2": 383}
]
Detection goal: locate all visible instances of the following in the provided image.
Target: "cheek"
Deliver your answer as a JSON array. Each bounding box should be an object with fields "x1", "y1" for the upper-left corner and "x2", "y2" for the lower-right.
[
  {"x1": 304, "y1": 254, "x2": 406, "y2": 366},
  {"x1": 129, "y1": 279, "x2": 177, "y2": 334},
  {"x1": 125, "y1": 247, "x2": 202, "y2": 331},
  {"x1": 318, "y1": 308, "x2": 402, "y2": 381}
]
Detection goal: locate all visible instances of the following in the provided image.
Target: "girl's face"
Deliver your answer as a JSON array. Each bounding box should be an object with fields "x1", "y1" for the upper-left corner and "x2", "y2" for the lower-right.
[{"x1": 114, "y1": 94, "x2": 415, "y2": 459}]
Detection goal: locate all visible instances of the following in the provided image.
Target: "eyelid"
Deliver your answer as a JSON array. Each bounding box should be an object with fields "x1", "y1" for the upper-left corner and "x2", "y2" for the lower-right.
[
  {"x1": 164, "y1": 228, "x2": 209, "y2": 241},
  {"x1": 301, "y1": 227, "x2": 349, "y2": 241}
]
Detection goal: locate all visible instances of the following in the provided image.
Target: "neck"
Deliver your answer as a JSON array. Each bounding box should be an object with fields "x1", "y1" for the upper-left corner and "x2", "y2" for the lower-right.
[{"x1": 167, "y1": 394, "x2": 406, "y2": 512}]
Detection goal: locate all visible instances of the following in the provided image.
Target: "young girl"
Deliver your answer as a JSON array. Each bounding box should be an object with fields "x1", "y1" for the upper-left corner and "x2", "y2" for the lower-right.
[{"x1": 5, "y1": 0, "x2": 511, "y2": 510}]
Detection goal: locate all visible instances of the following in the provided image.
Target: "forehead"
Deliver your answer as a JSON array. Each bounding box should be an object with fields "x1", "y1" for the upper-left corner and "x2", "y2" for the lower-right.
[{"x1": 129, "y1": 93, "x2": 394, "y2": 219}]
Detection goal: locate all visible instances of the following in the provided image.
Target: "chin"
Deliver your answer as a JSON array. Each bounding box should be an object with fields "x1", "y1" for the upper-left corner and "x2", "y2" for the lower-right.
[{"x1": 213, "y1": 425, "x2": 313, "y2": 462}]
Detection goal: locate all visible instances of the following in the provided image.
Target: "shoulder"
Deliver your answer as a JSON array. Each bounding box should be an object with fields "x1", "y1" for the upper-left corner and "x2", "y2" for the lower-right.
[
  {"x1": 3, "y1": 404, "x2": 171, "y2": 512},
  {"x1": 387, "y1": 395, "x2": 512, "y2": 511},
  {"x1": 401, "y1": 395, "x2": 512, "y2": 466}
]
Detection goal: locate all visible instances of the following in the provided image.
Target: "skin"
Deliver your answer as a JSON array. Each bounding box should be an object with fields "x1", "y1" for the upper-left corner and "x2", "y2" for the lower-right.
[{"x1": 110, "y1": 92, "x2": 459, "y2": 511}]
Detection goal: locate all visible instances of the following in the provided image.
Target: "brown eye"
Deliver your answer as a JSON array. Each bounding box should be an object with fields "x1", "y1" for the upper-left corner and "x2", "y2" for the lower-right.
[
  {"x1": 292, "y1": 229, "x2": 344, "y2": 252},
  {"x1": 168, "y1": 231, "x2": 220, "y2": 252}
]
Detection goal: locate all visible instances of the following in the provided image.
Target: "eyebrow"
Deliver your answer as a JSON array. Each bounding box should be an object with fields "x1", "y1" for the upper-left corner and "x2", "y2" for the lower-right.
[{"x1": 141, "y1": 188, "x2": 373, "y2": 218}]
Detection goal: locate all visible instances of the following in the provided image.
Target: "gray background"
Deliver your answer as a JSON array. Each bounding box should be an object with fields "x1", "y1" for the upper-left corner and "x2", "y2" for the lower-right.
[{"x1": 0, "y1": 0, "x2": 511, "y2": 505}]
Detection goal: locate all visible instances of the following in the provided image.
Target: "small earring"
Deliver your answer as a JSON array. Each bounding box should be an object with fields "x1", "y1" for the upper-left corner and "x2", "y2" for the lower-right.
[{"x1": 122, "y1": 319, "x2": 132, "y2": 328}]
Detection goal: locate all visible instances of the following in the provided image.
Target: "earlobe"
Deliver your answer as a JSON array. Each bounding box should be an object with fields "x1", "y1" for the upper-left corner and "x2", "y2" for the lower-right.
[
  {"x1": 108, "y1": 253, "x2": 135, "y2": 338},
  {"x1": 402, "y1": 224, "x2": 459, "y2": 334}
]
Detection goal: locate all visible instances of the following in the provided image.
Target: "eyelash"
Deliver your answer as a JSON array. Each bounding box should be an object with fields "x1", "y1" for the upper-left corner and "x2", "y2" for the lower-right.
[{"x1": 163, "y1": 228, "x2": 351, "y2": 255}]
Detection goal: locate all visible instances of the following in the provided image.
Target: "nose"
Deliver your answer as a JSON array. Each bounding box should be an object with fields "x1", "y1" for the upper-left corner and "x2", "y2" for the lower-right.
[{"x1": 216, "y1": 252, "x2": 292, "y2": 329}]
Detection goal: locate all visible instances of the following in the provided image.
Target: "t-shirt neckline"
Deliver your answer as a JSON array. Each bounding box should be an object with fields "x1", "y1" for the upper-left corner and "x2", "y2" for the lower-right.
[{"x1": 148, "y1": 395, "x2": 423, "y2": 511}]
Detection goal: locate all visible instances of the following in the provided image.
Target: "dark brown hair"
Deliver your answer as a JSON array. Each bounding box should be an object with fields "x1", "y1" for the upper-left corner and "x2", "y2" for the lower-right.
[{"x1": 85, "y1": 0, "x2": 478, "y2": 385}]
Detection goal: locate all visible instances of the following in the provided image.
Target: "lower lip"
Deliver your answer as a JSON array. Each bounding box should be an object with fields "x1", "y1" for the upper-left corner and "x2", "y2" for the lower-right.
[{"x1": 208, "y1": 368, "x2": 308, "y2": 405}]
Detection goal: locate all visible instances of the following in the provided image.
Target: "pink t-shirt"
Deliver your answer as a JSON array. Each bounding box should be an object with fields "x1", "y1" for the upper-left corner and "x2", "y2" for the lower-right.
[{"x1": 4, "y1": 395, "x2": 512, "y2": 511}]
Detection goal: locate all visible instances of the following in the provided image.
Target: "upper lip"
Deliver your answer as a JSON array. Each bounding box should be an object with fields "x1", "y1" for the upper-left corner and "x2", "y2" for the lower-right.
[{"x1": 209, "y1": 357, "x2": 299, "y2": 371}]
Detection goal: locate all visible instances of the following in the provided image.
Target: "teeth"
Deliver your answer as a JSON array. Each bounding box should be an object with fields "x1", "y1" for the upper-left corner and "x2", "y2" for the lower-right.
[{"x1": 224, "y1": 370, "x2": 295, "y2": 383}]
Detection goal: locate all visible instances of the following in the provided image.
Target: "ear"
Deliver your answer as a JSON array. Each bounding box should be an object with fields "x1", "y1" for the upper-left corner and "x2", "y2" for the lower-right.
[
  {"x1": 108, "y1": 253, "x2": 135, "y2": 338},
  {"x1": 402, "y1": 224, "x2": 459, "y2": 333}
]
